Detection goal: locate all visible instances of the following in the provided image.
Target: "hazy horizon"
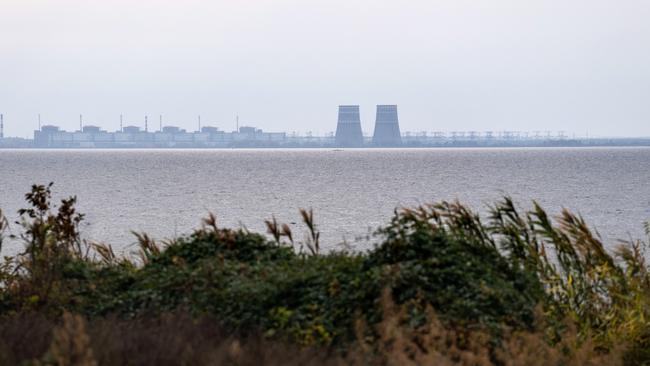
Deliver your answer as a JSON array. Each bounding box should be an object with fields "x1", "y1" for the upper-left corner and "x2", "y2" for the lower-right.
[{"x1": 2, "y1": 0, "x2": 649, "y2": 138}]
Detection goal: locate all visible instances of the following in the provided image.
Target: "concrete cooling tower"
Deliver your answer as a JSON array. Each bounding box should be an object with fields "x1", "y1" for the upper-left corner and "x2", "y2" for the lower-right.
[
  {"x1": 372, "y1": 105, "x2": 402, "y2": 146},
  {"x1": 335, "y1": 105, "x2": 364, "y2": 147}
]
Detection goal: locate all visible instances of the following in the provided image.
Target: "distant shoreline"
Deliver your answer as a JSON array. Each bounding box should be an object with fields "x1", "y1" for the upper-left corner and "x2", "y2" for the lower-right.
[{"x1": 2, "y1": 137, "x2": 650, "y2": 149}]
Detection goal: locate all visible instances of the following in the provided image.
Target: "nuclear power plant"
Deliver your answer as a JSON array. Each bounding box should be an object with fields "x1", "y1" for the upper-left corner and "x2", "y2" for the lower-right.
[
  {"x1": 372, "y1": 105, "x2": 402, "y2": 146},
  {"x1": 0, "y1": 108, "x2": 641, "y2": 148},
  {"x1": 335, "y1": 105, "x2": 364, "y2": 147}
]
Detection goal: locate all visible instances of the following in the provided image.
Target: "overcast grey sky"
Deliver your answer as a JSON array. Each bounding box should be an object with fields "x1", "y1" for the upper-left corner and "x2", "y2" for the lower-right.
[{"x1": 1, "y1": 0, "x2": 649, "y2": 137}]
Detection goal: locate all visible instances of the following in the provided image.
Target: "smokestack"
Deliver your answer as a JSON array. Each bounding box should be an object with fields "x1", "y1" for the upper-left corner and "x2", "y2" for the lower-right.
[
  {"x1": 80, "y1": 114, "x2": 83, "y2": 132},
  {"x1": 0, "y1": 114, "x2": 4, "y2": 139},
  {"x1": 38, "y1": 114, "x2": 41, "y2": 131},
  {"x1": 198, "y1": 115, "x2": 201, "y2": 132},
  {"x1": 334, "y1": 105, "x2": 363, "y2": 147},
  {"x1": 120, "y1": 114, "x2": 123, "y2": 132},
  {"x1": 145, "y1": 115, "x2": 148, "y2": 132},
  {"x1": 159, "y1": 115, "x2": 162, "y2": 132},
  {"x1": 372, "y1": 105, "x2": 402, "y2": 147}
]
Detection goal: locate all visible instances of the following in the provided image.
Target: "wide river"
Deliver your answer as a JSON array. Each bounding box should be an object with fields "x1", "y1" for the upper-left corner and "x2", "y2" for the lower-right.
[{"x1": 0, "y1": 148, "x2": 648, "y2": 254}]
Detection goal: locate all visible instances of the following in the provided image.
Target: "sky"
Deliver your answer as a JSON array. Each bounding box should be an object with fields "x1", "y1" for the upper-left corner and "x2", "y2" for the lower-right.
[{"x1": 1, "y1": 0, "x2": 649, "y2": 138}]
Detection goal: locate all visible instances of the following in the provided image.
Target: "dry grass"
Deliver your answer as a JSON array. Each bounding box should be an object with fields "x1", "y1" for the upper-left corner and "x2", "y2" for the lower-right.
[
  {"x1": 0, "y1": 297, "x2": 626, "y2": 366},
  {"x1": 0, "y1": 313, "x2": 346, "y2": 366},
  {"x1": 350, "y1": 290, "x2": 625, "y2": 366}
]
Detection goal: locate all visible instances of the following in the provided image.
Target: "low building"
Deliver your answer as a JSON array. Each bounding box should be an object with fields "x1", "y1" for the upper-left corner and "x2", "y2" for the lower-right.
[
  {"x1": 123, "y1": 126, "x2": 141, "y2": 134},
  {"x1": 82, "y1": 126, "x2": 102, "y2": 134},
  {"x1": 32, "y1": 124, "x2": 285, "y2": 148}
]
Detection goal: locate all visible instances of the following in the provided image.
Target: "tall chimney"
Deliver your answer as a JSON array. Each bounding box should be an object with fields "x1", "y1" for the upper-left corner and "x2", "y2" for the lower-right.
[
  {"x1": 80, "y1": 114, "x2": 83, "y2": 132},
  {"x1": 0, "y1": 114, "x2": 4, "y2": 139},
  {"x1": 334, "y1": 105, "x2": 363, "y2": 147},
  {"x1": 371, "y1": 105, "x2": 402, "y2": 147},
  {"x1": 38, "y1": 114, "x2": 41, "y2": 131},
  {"x1": 198, "y1": 115, "x2": 201, "y2": 132},
  {"x1": 145, "y1": 115, "x2": 148, "y2": 132},
  {"x1": 159, "y1": 115, "x2": 162, "y2": 132},
  {"x1": 120, "y1": 114, "x2": 123, "y2": 132}
]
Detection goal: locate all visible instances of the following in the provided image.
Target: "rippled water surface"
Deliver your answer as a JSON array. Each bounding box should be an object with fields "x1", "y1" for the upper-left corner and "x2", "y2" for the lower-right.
[{"x1": 1, "y1": 148, "x2": 649, "y2": 254}]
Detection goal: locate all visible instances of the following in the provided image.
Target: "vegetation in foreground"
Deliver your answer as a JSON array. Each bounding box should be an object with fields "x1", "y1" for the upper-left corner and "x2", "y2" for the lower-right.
[{"x1": 0, "y1": 184, "x2": 649, "y2": 365}]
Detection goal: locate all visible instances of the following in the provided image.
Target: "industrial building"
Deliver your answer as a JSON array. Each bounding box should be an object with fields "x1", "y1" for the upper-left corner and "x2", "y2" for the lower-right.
[
  {"x1": 372, "y1": 105, "x2": 402, "y2": 146},
  {"x1": 334, "y1": 105, "x2": 364, "y2": 147},
  {"x1": 33, "y1": 124, "x2": 287, "y2": 148}
]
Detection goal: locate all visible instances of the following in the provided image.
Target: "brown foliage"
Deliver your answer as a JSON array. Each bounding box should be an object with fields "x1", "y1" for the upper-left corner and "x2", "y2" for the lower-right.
[{"x1": 0, "y1": 303, "x2": 625, "y2": 366}]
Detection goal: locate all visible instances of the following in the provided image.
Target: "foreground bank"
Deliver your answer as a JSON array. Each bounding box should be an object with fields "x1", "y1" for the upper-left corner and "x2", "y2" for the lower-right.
[{"x1": 0, "y1": 184, "x2": 648, "y2": 365}]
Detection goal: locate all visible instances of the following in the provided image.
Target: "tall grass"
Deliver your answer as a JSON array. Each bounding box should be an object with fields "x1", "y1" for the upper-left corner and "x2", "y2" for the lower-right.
[{"x1": 0, "y1": 183, "x2": 649, "y2": 365}]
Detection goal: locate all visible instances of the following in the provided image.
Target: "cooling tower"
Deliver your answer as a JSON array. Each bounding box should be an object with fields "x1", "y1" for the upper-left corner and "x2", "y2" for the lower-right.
[
  {"x1": 335, "y1": 105, "x2": 364, "y2": 147},
  {"x1": 372, "y1": 105, "x2": 402, "y2": 146}
]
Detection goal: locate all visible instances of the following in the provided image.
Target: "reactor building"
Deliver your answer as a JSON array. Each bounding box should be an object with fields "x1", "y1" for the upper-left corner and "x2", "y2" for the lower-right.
[
  {"x1": 335, "y1": 105, "x2": 364, "y2": 147},
  {"x1": 372, "y1": 105, "x2": 401, "y2": 146}
]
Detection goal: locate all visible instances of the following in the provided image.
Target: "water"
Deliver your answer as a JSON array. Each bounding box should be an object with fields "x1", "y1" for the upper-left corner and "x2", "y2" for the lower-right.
[{"x1": 0, "y1": 148, "x2": 649, "y2": 254}]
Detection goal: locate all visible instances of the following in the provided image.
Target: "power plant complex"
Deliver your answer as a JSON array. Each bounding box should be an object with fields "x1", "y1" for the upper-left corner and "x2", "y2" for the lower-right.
[
  {"x1": 0, "y1": 107, "x2": 642, "y2": 148},
  {"x1": 17, "y1": 105, "x2": 406, "y2": 148}
]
